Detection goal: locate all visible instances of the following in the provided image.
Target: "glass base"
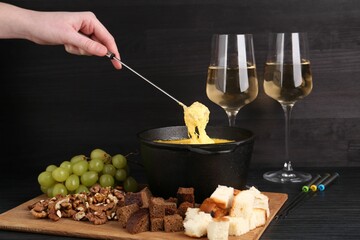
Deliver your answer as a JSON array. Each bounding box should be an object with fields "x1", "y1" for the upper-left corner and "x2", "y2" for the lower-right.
[{"x1": 263, "y1": 169, "x2": 312, "y2": 183}]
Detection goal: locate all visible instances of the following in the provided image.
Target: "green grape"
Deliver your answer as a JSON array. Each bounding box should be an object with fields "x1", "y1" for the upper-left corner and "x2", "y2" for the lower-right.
[
  {"x1": 60, "y1": 161, "x2": 73, "y2": 175},
  {"x1": 46, "y1": 164, "x2": 57, "y2": 173},
  {"x1": 90, "y1": 148, "x2": 111, "y2": 163},
  {"x1": 40, "y1": 185, "x2": 48, "y2": 194},
  {"x1": 112, "y1": 154, "x2": 127, "y2": 169},
  {"x1": 75, "y1": 185, "x2": 89, "y2": 194},
  {"x1": 70, "y1": 154, "x2": 87, "y2": 164},
  {"x1": 102, "y1": 164, "x2": 116, "y2": 176},
  {"x1": 65, "y1": 174, "x2": 80, "y2": 191},
  {"x1": 52, "y1": 167, "x2": 70, "y2": 182},
  {"x1": 52, "y1": 183, "x2": 68, "y2": 197},
  {"x1": 47, "y1": 186, "x2": 54, "y2": 197},
  {"x1": 80, "y1": 171, "x2": 98, "y2": 187},
  {"x1": 115, "y1": 169, "x2": 127, "y2": 182},
  {"x1": 72, "y1": 160, "x2": 88, "y2": 176},
  {"x1": 89, "y1": 158, "x2": 104, "y2": 173},
  {"x1": 38, "y1": 171, "x2": 56, "y2": 187},
  {"x1": 99, "y1": 174, "x2": 115, "y2": 187},
  {"x1": 123, "y1": 176, "x2": 138, "y2": 192}
]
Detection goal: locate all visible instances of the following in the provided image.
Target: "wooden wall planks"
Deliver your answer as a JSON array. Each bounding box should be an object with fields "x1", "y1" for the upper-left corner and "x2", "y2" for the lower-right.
[{"x1": 1, "y1": 0, "x2": 360, "y2": 168}]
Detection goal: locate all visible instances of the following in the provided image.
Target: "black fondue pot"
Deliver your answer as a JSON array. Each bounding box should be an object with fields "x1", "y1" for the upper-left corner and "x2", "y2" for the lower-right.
[{"x1": 137, "y1": 126, "x2": 255, "y2": 202}]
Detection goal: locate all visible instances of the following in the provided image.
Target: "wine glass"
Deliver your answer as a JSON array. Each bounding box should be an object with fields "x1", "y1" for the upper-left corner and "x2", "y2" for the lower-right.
[
  {"x1": 263, "y1": 32, "x2": 313, "y2": 183},
  {"x1": 206, "y1": 34, "x2": 258, "y2": 126}
]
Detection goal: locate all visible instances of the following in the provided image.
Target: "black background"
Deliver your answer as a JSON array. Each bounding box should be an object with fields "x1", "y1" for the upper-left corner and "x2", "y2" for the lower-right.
[{"x1": 1, "y1": 0, "x2": 360, "y2": 176}]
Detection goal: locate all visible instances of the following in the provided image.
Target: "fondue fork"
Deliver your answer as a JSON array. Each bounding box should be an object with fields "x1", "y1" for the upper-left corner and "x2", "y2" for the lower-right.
[{"x1": 106, "y1": 52, "x2": 186, "y2": 108}]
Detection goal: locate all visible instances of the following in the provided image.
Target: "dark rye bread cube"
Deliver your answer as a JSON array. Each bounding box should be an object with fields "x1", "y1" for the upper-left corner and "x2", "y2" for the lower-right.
[
  {"x1": 126, "y1": 208, "x2": 150, "y2": 234},
  {"x1": 166, "y1": 197, "x2": 178, "y2": 204},
  {"x1": 116, "y1": 203, "x2": 140, "y2": 228},
  {"x1": 164, "y1": 201, "x2": 177, "y2": 215},
  {"x1": 164, "y1": 214, "x2": 184, "y2": 232},
  {"x1": 177, "y1": 187, "x2": 195, "y2": 206},
  {"x1": 149, "y1": 197, "x2": 178, "y2": 218},
  {"x1": 125, "y1": 187, "x2": 152, "y2": 208},
  {"x1": 150, "y1": 217, "x2": 164, "y2": 232},
  {"x1": 149, "y1": 197, "x2": 166, "y2": 218},
  {"x1": 177, "y1": 201, "x2": 194, "y2": 218}
]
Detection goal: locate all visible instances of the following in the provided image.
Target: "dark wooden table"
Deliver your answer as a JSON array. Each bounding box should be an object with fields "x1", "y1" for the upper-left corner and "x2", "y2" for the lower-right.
[{"x1": 0, "y1": 167, "x2": 358, "y2": 239}]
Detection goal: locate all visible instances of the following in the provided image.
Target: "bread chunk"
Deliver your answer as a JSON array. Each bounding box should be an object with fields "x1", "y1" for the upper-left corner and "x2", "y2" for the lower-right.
[
  {"x1": 165, "y1": 197, "x2": 178, "y2": 204},
  {"x1": 177, "y1": 187, "x2": 195, "y2": 205},
  {"x1": 183, "y1": 208, "x2": 212, "y2": 238},
  {"x1": 207, "y1": 218, "x2": 230, "y2": 240},
  {"x1": 249, "y1": 187, "x2": 270, "y2": 217},
  {"x1": 210, "y1": 185, "x2": 234, "y2": 209},
  {"x1": 150, "y1": 217, "x2": 164, "y2": 232},
  {"x1": 226, "y1": 216, "x2": 250, "y2": 236},
  {"x1": 164, "y1": 214, "x2": 184, "y2": 232},
  {"x1": 149, "y1": 196, "x2": 178, "y2": 218},
  {"x1": 177, "y1": 201, "x2": 194, "y2": 218},
  {"x1": 164, "y1": 201, "x2": 177, "y2": 215},
  {"x1": 126, "y1": 208, "x2": 150, "y2": 234},
  {"x1": 149, "y1": 197, "x2": 166, "y2": 218},
  {"x1": 229, "y1": 190, "x2": 255, "y2": 219},
  {"x1": 125, "y1": 187, "x2": 152, "y2": 208},
  {"x1": 184, "y1": 207, "x2": 200, "y2": 221},
  {"x1": 139, "y1": 187, "x2": 153, "y2": 208},
  {"x1": 116, "y1": 203, "x2": 140, "y2": 228},
  {"x1": 200, "y1": 198, "x2": 228, "y2": 218},
  {"x1": 249, "y1": 208, "x2": 266, "y2": 230}
]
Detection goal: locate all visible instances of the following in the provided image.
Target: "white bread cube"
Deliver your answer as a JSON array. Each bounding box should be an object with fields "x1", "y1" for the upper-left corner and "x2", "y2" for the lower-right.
[
  {"x1": 248, "y1": 186, "x2": 261, "y2": 195},
  {"x1": 207, "y1": 218, "x2": 230, "y2": 240},
  {"x1": 229, "y1": 190, "x2": 255, "y2": 219},
  {"x1": 183, "y1": 208, "x2": 212, "y2": 238},
  {"x1": 249, "y1": 208, "x2": 267, "y2": 230},
  {"x1": 248, "y1": 186, "x2": 270, "y2": 217},
  {"x1": 254, "y1": 195, "x2": 270, "y2": 218},
  {"x1": 226, "y1": 216, "x2": 250, "y2": 236},
  {"x1": 210, "y1": 185, "x2": 234, "y2": 209},
  {"x1": 184, "y1": 207, "x2": 200, "y2": 221}
]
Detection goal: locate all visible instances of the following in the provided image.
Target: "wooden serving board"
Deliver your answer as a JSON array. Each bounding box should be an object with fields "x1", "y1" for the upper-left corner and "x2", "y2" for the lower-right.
[{"x1": 0, "y1": 192, "x2": 287, "y2": 240}]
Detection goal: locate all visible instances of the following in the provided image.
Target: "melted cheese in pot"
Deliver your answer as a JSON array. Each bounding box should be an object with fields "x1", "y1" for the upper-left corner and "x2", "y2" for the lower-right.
[{"x1": 156, "y1": 138, "x2": 233, "y2": 144}]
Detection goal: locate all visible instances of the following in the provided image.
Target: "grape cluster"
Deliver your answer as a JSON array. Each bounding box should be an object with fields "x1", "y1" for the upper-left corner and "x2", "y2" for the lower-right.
[{"x1": 37, "y1": 148, "x2": 138, "y2": 197}]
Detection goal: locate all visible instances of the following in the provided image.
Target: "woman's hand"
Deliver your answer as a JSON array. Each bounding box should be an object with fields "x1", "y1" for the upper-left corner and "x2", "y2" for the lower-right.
[{"x1": 0, "y1": 3, "x2": 121, "y2": 69}]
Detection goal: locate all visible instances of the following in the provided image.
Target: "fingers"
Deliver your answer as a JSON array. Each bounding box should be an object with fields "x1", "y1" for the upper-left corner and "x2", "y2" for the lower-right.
[
  {"x1": 70, "y1": 32, "x2": 108, "y2": 56},
  {"x1": 78, "y1": 12, "x2": 121, "y2": 69},
  {"x1": 90, "y1": 35, "x2": 122, "y2": 70},
  {"x1": 64, "y1": 44, "x2": 88, "y2": 56},
  {"x1": 65, "y1": 32, "x2": 122, "y2": 70},
  {"x1": 62, "y1": 12, "x2": 122, "y2": 69}
]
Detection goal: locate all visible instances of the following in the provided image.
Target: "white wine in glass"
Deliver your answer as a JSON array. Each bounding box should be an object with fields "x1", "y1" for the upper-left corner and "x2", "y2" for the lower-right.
[
  {"x1": 263, "y1": 32, "x2": 313, "y2": 183},
  {"x1": 206, "y1": 34, "x2": 258, "y2": 126}
]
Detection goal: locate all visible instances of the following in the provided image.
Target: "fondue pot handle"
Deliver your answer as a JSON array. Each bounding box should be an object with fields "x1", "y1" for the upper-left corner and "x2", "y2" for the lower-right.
[{"x1": 186, "y1": 143, "x2": 240, "y2": 155}]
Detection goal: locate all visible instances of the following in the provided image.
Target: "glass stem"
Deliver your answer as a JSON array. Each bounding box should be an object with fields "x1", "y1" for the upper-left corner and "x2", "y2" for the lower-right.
[
  {"x1": 226, "y1": 110, "x2": 239, "y2": 127},
  {"x1": 281, "y1": 104, "x2": 294, "y2": 168}
]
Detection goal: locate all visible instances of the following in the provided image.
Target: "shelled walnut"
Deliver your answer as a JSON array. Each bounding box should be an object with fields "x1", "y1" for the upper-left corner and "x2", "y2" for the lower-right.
[{"x1": 28, "y1": 186, "x2": 126, "y2": 225}]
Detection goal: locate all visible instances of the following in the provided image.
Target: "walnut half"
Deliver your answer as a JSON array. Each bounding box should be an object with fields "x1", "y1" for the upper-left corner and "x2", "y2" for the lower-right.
[{"x1": 86, "y1": 211, "x2": 108, "y2": 225}]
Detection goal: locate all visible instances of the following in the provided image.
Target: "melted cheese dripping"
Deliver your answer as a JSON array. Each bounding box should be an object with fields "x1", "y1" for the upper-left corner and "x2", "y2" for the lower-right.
[{"x1": 183, "y1": 101, "x2": 215, "y2": 144}]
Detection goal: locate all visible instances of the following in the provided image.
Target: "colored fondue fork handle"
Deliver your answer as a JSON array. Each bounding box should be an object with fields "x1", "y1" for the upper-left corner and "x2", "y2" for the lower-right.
[
  {"x1": 302, "y1": 174, "x2": 321, "y2": 192},
  {"x1": 310, "y1": 173, "x2": 331, "y2": 192}
]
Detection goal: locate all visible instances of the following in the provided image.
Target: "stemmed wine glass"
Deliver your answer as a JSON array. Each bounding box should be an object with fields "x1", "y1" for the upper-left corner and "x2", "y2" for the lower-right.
[
  {"x1": 263, "y1": 32, "x2": 313, "y2": 183},
  {"x1": 206, "y1": 34, "x2": 258, "y2": 126}
]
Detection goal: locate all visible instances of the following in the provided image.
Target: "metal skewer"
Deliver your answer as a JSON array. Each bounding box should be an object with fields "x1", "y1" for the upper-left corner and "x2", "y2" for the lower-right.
[{"x1": 106, "y1": 52, "x2": 186, "y2": 108}]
